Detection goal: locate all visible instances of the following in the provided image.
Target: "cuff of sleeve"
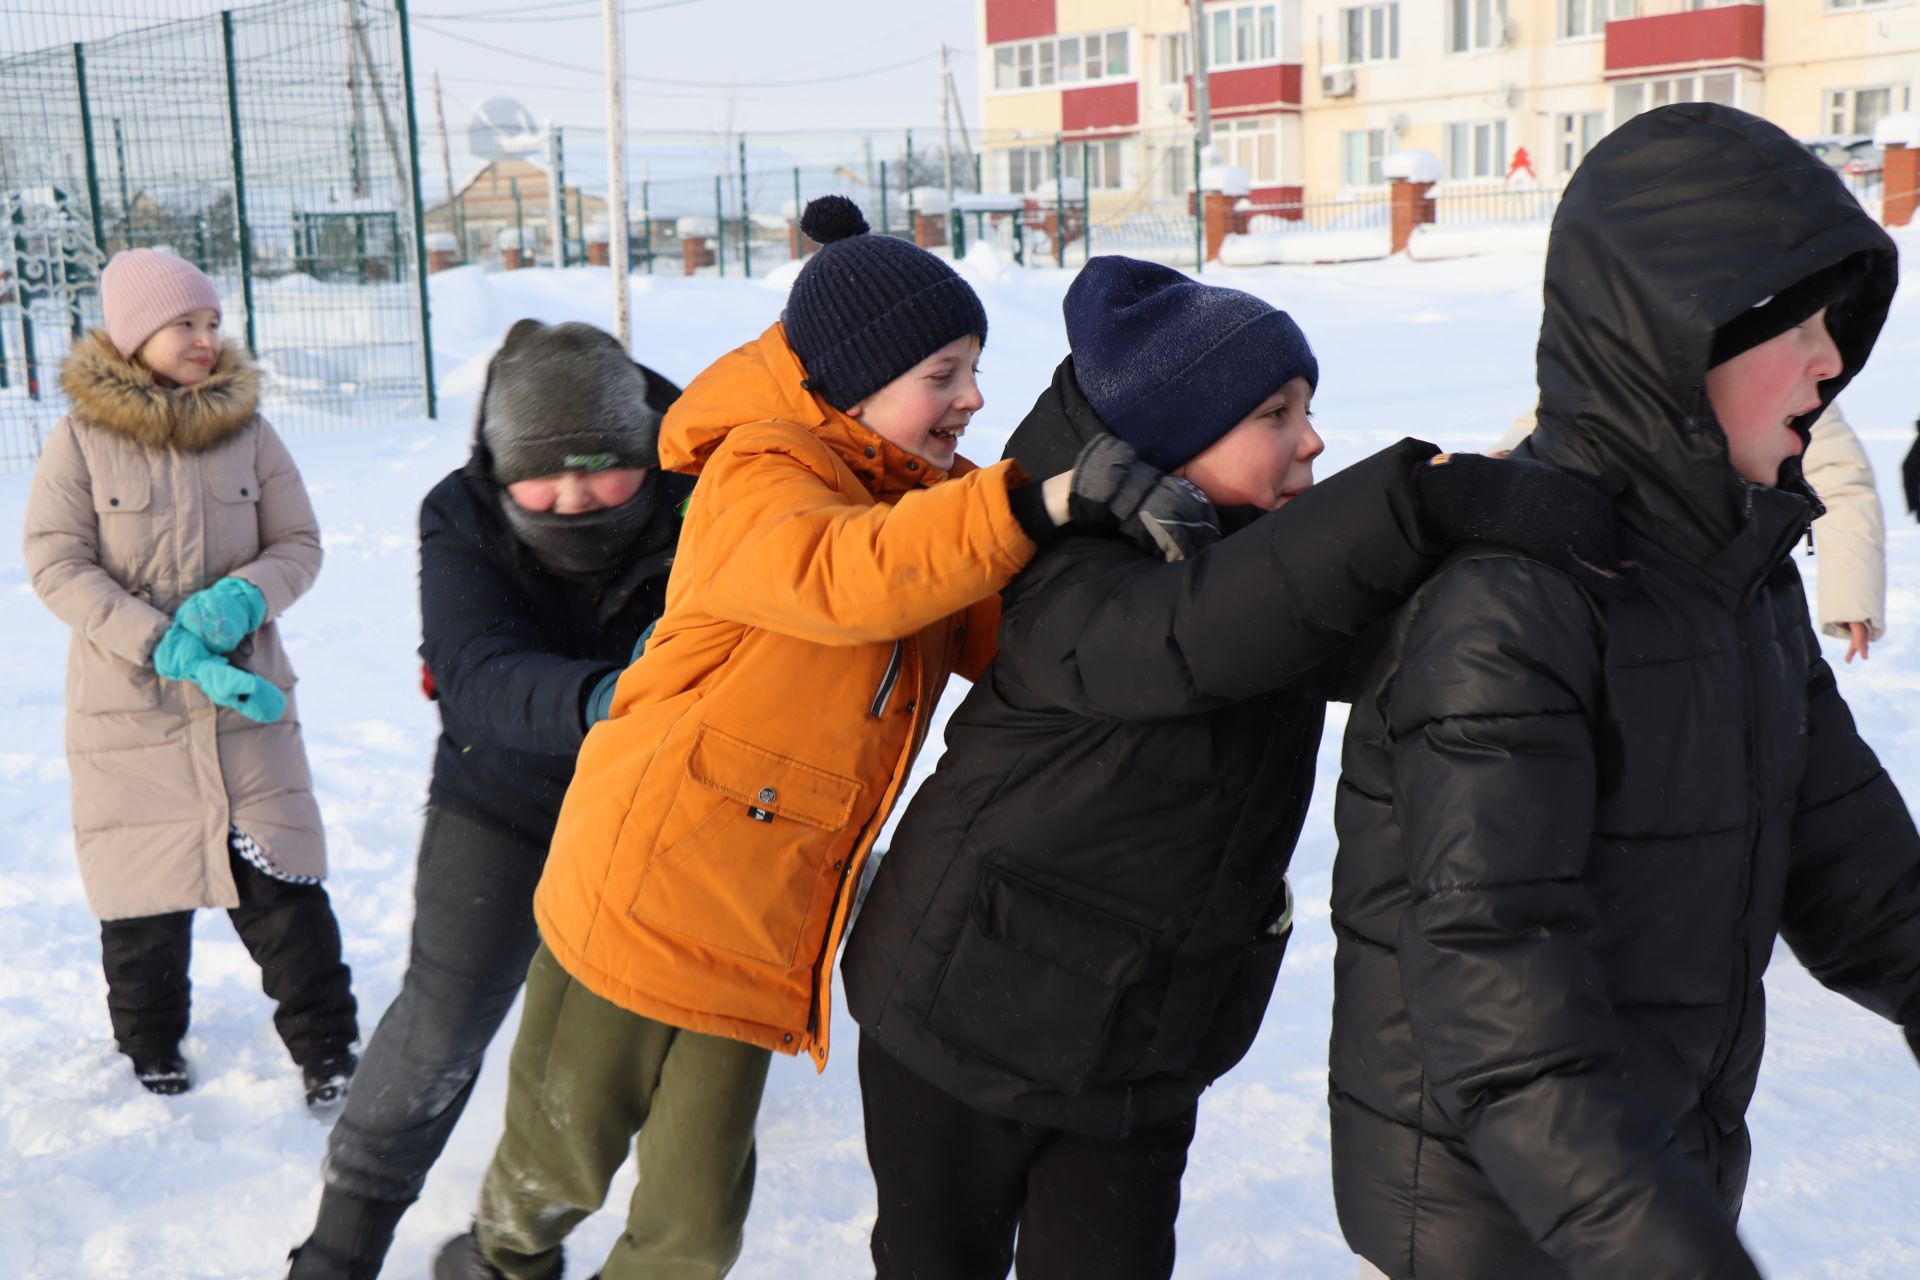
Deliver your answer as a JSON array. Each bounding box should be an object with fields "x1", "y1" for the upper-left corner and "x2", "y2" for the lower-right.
[
  {"x1": 582, "y1": 666, "x2": 622, "y2": 729},
  {"x1": 1006, "y1": 482, "x2": 1063, "y2": 546}
]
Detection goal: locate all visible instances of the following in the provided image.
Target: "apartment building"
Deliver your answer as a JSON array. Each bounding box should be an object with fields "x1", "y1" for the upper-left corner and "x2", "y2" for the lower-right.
[{"x1": 976, "y1": 1, "x2": 1920, "y2": 212}]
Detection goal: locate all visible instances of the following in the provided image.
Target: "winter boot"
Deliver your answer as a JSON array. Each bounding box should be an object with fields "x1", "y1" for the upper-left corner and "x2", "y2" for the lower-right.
[
  {"x1": 128, "y1": 1046, "x2": 189, "y2": 1096},
  {"x1": 302, "y1": 1050, "x2": 357, "y2": 1111},
  {"x1": 433, "y1": 1229, "x2": 564, "y2": 1280},
  {"x1": 284, "y1": 1189, "x2": 409, "y2": 1280}
]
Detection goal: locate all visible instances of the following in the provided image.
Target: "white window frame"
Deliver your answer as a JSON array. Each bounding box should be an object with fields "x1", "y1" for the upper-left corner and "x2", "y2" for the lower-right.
[
  {"x1": 1159, "y1": 32, "x2": 1189, "y2": 86},
  {"x1": 1163, "y1": 142, "x2": 1193, "y2": 198},
  {"x1": 1340, "y1": 127, "x2": 1389, "y2": 187},
  {"x1": 1825, "y1": 84, "x2": 1911, "y2": 135},
  {"x1": 990, "y1": 29, "x2": 1134, "y2": 94},
  {"x1": 1340, "y1": 4, "x2": 1400, "y2": 65},
  {"x1": 1558, "y1": 0, "x2": 1636, "y2": 40},
  {"x1": 1444, "y1": 119, "x2": 1509, "y2": 180},
  {"x1": 1063, "y1": 138, "x2": 1128, "y2": 192},
  {"x1": 1217, "y1": 116, "x2": 1281, "y2": 186},
  {"x1": 1557, "y1": 110, "x2": 1606, "y2": 174},
  {"x1": 1207, "y1": 2, "x2": 1282, "y2": 72},
  {"x1": 1825, "y1": 0, "x2": 1898, "y2": 10},
  {"x1": 1000, "y1": 147, "x2": 1051, "y2": 196},
  {"x1": 1612, "y1": 71, "x2": 1740, "y2": 125},
  {"x1": 1448, "y1": 0, "x2": 1509, "y2": 54}
]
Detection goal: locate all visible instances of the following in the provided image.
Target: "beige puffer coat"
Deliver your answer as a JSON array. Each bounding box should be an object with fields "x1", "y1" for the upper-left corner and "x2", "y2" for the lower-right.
[
  {"x1": 22, "y1": 332, "x2": 325, "y2": 920},
  {"x1": 1498, "y1": 402, "x2": 1886, "y2": 640}
]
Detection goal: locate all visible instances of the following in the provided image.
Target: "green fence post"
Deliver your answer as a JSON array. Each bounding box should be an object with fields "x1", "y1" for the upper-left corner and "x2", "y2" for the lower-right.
[
  {"x1": 641, "y1": 180, "x2": 652, "y2": 273},
  {"x1": 72, "y1": 45, "x2": 107, "y2": 258},
  {"x1": 792, "y1": 166, "x2": 802, "y2": 257},
  {"x1": 880, "y1": 161, "x2": 890, "y2": 236},
  {"x1": 1053, "y1": 135, "x2": 1065, "y2": 268},
  {"x1": 1082, "y1": 141, "x2": 1091, "y2": 263},
  {"x1": 554, "y1": 128, "x2": 569, "y2": 267},
  {"x1": 714, "y1": 175, "x2": 725, "y2": 277},
  {"x1": 905, "y1": 130, "x2": 915, "y2": 237},
  {"x1": 218, "y1": 10, "x2": 257, "y2": 354},
  {"x1": 113, "y1": 118, "x2": 132, "y2": 250},
  {"x1": 952, "y1": 205, "x2": 966, "y2": 259},
  {"x1": 395, "y1": 0, "x2": 437, "y2": 416},
  {"x1": 739, "y1": 138, "x2": 751, "y2": 277},
  {"x1": 1193, "y1": 139, "x2": 1204, "y2": 276}
]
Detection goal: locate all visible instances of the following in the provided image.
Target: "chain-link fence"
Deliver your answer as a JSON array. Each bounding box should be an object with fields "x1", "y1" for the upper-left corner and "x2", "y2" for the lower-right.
[{"x1": 0, "y1": 0, "x2": 432, "y2": 468}]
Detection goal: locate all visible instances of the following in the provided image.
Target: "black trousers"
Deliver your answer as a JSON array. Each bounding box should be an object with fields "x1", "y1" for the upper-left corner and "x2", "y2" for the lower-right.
[
  {"x1": 99, "y1": 843, "x2": 356, "y2": 1066},
  {"x1": 860, "y1": 1034, "x2": 1198, "y2": 1280},
  {"x1": 304, "y1": 805, "x2": 544, "y2": 1260}
]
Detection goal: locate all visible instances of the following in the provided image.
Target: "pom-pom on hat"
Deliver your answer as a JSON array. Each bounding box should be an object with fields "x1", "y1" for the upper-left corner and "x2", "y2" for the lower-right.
[
  {"x1": 480, "y1": 319, "x2": 664, "y2": 485},
  {"x1": 782, "y1": 194, "x2": 988, "y2": 411},
  {"x1": 101, "y1": 248, "x2": 223, "y2": 359},
  {"x1": 1064, "y1": 255, "x2": 1318, "y2": 472}
]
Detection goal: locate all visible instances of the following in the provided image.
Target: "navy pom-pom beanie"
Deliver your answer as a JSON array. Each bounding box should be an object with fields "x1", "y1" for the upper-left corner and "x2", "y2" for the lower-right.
[
  {"x1": 783, "y1": 195, "x2": 988, "y2": 411},
  {"x1": 1064, "y1": 255, "x2": 1318, "y2": 471}
]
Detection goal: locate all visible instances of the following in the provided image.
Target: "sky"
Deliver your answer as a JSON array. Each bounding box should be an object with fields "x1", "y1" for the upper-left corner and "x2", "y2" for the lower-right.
[{"x1": 410, "y1": 0, "x2": 982, "y2": 173}]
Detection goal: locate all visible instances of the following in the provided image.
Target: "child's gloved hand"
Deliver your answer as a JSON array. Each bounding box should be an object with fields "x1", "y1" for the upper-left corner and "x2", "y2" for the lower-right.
[
  {"x1": 152, "y1": 622, "x2": 287, "y2": 723},
  {"x1": 174, "y1": 577, "x2": 267, "y2": 653},
  {"x1": 1065, "y1": 434, "x2": 1223, "y2": 562},
  {"x1": 1415, "y1": 453, "x2": 1629, "y2": 595}
]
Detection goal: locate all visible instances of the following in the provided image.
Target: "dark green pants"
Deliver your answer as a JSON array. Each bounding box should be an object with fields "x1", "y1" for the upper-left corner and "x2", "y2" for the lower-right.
[{"x1": 474, "y1": 942, "x2": 772, "y2": 1280}]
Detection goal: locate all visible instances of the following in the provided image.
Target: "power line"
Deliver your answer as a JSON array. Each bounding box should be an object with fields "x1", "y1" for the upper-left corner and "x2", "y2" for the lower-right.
[{"x1": 414, "y1": 19, "x2": 938, "y2": 89}]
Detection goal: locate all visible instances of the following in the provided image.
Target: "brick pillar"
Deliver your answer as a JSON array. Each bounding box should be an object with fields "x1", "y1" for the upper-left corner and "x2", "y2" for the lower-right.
[
  {"x1": 502, "y1": 246, "x2": 525, "y2": 270},
  {"x1": 788, "y1": 221, "x2": 820, "y2": 257},
  {"x1": 1203, "y1": 190, "x2": 1237, "y2": 261},
  {"x1": 682, "y1": 236, "x2": 715, "y2": 276},
  {"x1": 913, "y1": 210, "x2": 948, "y2": 248},
  {"x1": 1390, "y1": 178, "x2": 1436, "y2": 255},
  {"x1": 1884, "y1": 143, "x2": 1919, "y2": 228},
  {"x1": 428, "y1": 247, "x2": 459, "y2": 273},
  {"x1": 586, "y1": 240, "x2": 610, "y2": 266}
]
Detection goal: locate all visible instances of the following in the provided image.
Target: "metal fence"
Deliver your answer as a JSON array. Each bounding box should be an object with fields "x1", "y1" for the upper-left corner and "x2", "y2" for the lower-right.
[{"x1": 0, "y1": 0, "x2": 432, "y2": 468}]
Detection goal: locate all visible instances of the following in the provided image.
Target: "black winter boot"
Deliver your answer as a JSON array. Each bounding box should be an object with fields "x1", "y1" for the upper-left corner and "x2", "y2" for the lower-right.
[
  {"x1": 284, "y1": 1188, "x2": 409, "y2": 1280},
  {"x1": 128, "y1": 1046, "x2": 189, "y2": 1095},
  {"x1": 302, "y1": 1051, "x2": 358, "y2": 1111},
  {"x1": 432, "y1": 1230, "x2": 508, "y2": 1280}
]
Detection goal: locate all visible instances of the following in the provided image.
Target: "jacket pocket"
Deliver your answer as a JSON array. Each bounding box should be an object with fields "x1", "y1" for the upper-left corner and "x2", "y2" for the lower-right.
[
  {"x1": 925, "y1": 863, "x2": 1154, "y2": 1095},
  {"x1": 91, "y1": 468, "x2": 152, "y2": 517},
  {"x1": 69, "y1": 635, "x2": 160, "y2": 715},
  {"x1": 629, "y1": 724, "x2": 864, "y2": 967},
  {"x1": 209, "y1": 465, "x2": 264, "y2": 563}
]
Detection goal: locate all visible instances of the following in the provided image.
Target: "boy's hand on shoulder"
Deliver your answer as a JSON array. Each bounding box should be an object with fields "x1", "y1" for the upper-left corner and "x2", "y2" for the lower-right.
[
  {"x1": 1064, "y1": 434, "x2": 1223, "y2": 562},
  {"x1": 1415, "y1": 453, "x2": 1631, "y2": 597}
]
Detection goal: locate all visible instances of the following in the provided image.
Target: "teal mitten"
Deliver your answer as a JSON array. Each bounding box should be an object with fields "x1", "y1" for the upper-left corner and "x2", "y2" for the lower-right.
[
  {"x1": 175, "y1": 577, "x2": 268, "y2": 654},
  {"x1": 153, "y1": 622, "x2": 287, "y2": 723}
]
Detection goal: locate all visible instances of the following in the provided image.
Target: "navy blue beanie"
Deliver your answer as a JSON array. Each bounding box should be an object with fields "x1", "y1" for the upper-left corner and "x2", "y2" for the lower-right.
[
  {"x1": 1064, "y1": 255, "x2": 1318, "y2": 471},
  {"x1": 783, "y1": 195, "x2": 989, "y2": 412}
]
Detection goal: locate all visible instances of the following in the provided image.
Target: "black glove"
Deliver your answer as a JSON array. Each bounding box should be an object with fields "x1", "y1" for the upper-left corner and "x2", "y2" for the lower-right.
[
  {"x1": 1902, "y1": 420, "x2": 1920, "y2": 519},
  {"x1": 1069, "y1": 434, "x2": 1223, "y2": 562},
  {"x1": 1414, "y1": 452, "x2": 1628, "y2": 595}
]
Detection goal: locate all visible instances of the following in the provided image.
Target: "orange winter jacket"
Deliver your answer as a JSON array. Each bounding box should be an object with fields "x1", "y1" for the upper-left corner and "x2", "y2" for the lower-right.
[{"x1": 532, "y1": 321, "x2": 1036, "y2": 1068}]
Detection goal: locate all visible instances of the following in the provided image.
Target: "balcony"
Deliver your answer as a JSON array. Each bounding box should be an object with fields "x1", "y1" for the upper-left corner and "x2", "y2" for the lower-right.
[{"x1": 1605, "y1": 4, "x2": 1763, "y2": 77}]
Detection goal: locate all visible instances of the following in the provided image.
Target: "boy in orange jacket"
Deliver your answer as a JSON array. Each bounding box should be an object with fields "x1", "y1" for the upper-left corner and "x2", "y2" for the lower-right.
[{"x1": 431, "y1": 197, "x2": 1209, "y2": 1280}]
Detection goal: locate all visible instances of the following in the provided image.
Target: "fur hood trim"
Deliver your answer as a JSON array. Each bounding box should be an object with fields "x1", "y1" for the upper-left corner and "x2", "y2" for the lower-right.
[{"x1": 60, "y1": 330, "x2": 261, "y2": 452}]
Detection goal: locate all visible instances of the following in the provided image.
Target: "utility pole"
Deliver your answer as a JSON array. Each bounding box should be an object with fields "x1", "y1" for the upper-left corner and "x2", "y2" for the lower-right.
[
  {"x1": 1188, "y1": 2, "x2": 1211, "y2": 150},
  {"x1": 547, "y1": 125, "x2": 566, "y2": 268},
  {"x1": 431, "y1": 69, "x2": 460, "y2": 255},
  {"x1": 940, "y1": 43, "x2": 956, "y2": 220},
  {"x1": 604, "y1": 0, "x2": 631, "y2": 345},
  {"x1": 944, "y1": 65, "x2": 975, "y2": 189},
  {"x1": 342, "y1": 0, "x2": 366, "y2": 196}
]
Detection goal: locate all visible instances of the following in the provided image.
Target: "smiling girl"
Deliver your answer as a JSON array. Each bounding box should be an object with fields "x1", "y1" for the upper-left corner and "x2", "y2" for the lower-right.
[{"x1": 23, "y1": 248, "x2": 356, "y2": 1107}]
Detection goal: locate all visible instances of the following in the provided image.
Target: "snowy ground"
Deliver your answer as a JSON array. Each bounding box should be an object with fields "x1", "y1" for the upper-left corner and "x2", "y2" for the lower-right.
[{"x1": 3, "y1": 244, "x2": 1919, "y2": 1280}]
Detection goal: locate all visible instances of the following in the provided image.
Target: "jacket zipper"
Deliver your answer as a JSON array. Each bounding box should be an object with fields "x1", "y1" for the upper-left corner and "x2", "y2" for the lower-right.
[{"x1": 868, "y1": 640, "x2": 902, "y2": 718}]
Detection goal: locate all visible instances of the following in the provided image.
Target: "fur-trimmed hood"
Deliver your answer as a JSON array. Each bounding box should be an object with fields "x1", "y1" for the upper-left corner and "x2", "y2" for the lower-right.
[{"x1": 60, "y1": 330, "x2": 261, "y2": 452}]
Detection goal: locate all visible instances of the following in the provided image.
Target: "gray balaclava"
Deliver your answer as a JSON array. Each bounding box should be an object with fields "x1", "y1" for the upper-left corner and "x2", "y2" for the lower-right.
[{"x1": 481, "y1": 318, "x2": 661, "y2": 483}]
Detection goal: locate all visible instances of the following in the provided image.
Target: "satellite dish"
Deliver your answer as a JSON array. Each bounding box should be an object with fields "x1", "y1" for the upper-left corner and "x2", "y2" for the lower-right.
[{"x1": 469, "y1": 96, "x2": 543, "y2": 162}]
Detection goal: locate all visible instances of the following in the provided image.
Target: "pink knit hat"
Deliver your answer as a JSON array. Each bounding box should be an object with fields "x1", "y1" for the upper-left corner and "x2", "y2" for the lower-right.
[{"x1": 101, "y1": 249, "x2": 223, "y2": 359}]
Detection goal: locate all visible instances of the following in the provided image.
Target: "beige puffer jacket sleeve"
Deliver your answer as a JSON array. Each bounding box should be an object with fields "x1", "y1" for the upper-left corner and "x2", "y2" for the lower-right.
[
  {"x1": 1802, "y1": 402, "x2": 1887, "y2": 642},
  {"x1": 22, "y1": 419, "x2": 172, "y2": 666},
  {"x1": 226, "y1": 418, "x2": 322, "y2": 620}
]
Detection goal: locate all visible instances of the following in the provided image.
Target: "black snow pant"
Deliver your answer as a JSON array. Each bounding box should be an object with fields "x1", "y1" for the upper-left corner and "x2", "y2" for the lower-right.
[
  {"x1": 99, "y1": 840, "x2": 357, "y2": 1067},
  {"x1": 293, "y1": 806, "x2": 545, "y2": 1279},
  {"x1": 859, "y1": 1034, "x2": 1199, "y2": 1280}
]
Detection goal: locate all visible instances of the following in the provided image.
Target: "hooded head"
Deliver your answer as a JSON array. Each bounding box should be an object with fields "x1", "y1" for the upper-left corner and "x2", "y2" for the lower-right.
[{"x1": 1528, "y1": 103, "x2": 1895, "y2": 559}]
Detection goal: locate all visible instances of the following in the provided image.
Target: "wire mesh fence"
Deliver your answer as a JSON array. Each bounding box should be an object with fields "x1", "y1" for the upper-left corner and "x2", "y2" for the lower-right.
[{"x1": 0, "y1": 0, "x2": 431, "y2": 468}]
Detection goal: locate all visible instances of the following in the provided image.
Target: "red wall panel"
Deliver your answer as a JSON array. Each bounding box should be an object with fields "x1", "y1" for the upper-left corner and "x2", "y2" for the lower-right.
[
  {"x1": 1062, "y1": 82, "x2": 1139, "y2": 134},
  {"x1": 1605, "y1": 6, "x2": 1763, "y2": 74},
  {"x1": 986, "y1": 0, "x2": 1055, "y2": 45},
  {"x1": 1205, "y1": 64, "x2": 1302, "y2": 110}
]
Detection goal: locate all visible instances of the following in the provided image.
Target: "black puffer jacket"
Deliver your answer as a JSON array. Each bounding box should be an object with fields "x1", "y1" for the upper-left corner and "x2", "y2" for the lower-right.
[
  {"x1": 842, "y1": 358, "x2": 1448, "y2": 1137},
  {"x1": 1329, "y1": 104, "x2": 1920, "y2": 1280},
  {"x1": 420, "y1": 369, "x2": 690, "y2": 847}
]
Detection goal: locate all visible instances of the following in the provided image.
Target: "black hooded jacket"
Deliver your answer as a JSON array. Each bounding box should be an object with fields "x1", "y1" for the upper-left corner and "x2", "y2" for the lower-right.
[
  {"x1": 841, "y1": 357, "x2": 1449, "y2": 1137},
  {"x1": 1329, "y1": 105, "x2": 1920, "y2": 1280},
  {"x1": 419, "y1": 366, "x2": 691, "y2": 847}
]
